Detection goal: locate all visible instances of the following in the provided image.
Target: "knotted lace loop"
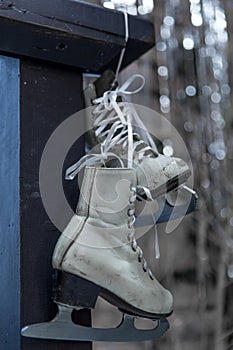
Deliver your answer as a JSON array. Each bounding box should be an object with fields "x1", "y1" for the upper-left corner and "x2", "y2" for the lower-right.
[{"x1": 91, "y1": 74, "x2": 158, "y2": 169}]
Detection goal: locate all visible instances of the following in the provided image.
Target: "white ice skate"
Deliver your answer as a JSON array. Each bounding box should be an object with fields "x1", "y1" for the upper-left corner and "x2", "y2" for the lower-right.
[
  {"x1": 83, "y1": 70, "x2": 191, "y2": 199},
  {"x1": 21, "y1": 167, "x2": 171, "y2": 342}
]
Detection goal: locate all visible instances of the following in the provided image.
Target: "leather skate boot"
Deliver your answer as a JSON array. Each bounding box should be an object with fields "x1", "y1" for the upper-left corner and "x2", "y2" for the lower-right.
[
  {"x1": 53, "y1": 166, "x2": 173, "y2": 318},
  {"x1": 83, "y1": 70, "x2": 191, "y2": 199}
]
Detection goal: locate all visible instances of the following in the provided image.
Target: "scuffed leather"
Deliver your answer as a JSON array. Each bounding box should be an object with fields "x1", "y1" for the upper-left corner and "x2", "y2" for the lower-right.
[{"x1": 53, "y1": 167, "x2": 173, "y2": 315}]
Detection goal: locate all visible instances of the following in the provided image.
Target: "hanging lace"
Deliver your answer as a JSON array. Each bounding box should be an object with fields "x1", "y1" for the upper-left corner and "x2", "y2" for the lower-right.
[
  {"x1": 92, "y1": 74, "x2": 159, "y2": 168},
  {"x1": 128, "y1": 186, "x2": 154, "y2": 279},
  {"x1": 65, "y1": 74, "x2": 162, "y2": 259}
]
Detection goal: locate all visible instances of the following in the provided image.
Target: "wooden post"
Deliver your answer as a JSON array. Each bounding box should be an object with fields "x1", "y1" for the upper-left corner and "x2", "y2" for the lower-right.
[{"x1": 0, "y1": 2, "x2": 154, "y2": 349}]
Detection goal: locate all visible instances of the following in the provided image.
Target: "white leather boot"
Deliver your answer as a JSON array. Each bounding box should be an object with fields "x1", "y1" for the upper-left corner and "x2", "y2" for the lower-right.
[
  {"x1": 83, "y1": 71, "x2": 191, "y2": 199},
  {"x1": 53, "y1": 166, "x2": 173, "y2": 318}
]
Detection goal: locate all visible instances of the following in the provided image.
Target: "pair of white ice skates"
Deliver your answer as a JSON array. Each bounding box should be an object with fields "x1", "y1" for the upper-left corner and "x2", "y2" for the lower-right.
[{"x1": 22, "y1": 71, "x2": 195, "y2": 342}]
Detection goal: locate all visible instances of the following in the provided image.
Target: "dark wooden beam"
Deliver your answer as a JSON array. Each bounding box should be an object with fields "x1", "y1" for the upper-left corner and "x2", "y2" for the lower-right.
[
  {"x1": 0, "y1": 54, "x2": 20, "y2": 350},
  {"x1": 0, "y1": 0, "x2": 155, "y2": 72},
  {"x1": 19, "y1": 58, "x2": 89, "y2": 350}
]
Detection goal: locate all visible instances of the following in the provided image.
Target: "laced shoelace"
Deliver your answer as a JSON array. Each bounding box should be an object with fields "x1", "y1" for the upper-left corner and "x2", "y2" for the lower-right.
[
  {"x1": 65, "y1": 75, "x2": 162, "y2": 258},
  {"x1": 128, "y1": 186, "x2": 154, "y2": 280},
  {"x1": 65, "y1": 74, "x2": 158, "y2": 179},
  {"x1": 91, "y1": 74, "x2": 159, "y2": 168},
  {"x1": 65, "y1": 73, "x2": 194, "y2": 260}
]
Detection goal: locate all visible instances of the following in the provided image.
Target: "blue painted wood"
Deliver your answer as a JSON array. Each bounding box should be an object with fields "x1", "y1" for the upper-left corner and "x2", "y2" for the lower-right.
[{"x1": 0, "y1": 55, "x2": 20, "y2": 349}]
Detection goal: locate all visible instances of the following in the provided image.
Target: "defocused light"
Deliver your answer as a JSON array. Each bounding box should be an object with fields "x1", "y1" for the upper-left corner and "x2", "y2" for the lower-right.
[
  {"x1": 211, "y1": 111, "x2": 221, "y2": 121},
  {"x1": 216, "y1": 149, "x2": 226, "y2": 160},
  {"x1": 185, "y1": 85, "x2": 196, "y2": 96},
  {"x1": 163, "y1": 145, "x2": 174, "y2": 156},
  {"x1": 214, "y1": 69, "x2": 223, "y2": 80},
  {"x1": 211, "y1": 159, "x2": 219, "y2": 169},
  {"x1": 208, "y1": 143, "x2": 215, "y2": 154},
  {"x1": 212, "y1": 55, "x2": 223, "y2": 69},
  {"x1": 221, "y1": 84, "x2": 230, "y2": 95},
  {"x1": 216, "y1": 118, "x2": 225, "y2": 129},
  {"x1": 212, "y1": 18, "x2": 227, "y2": 31},
  {"x1": 156, "y1": 41, "x2": 167, "y2": 52},
  {"x1": 230, "y1": 217, "x2": 233, "y2": 227},
  {"x1": 206, "y1": 47, "x2": 216, "y2": 57},
  {"x1": 201, "y1": 178, "x2": 210, "y2": 188},
  {"x1": 164, "y1": 16, "x2": 175, "y2": 27},
  {"x1": 211, "y1": 92, "x2": 221, "y2": 103},
  {"x1": 160, "y1": 95, "x2": 170, "y2": 107},
  {"x1": 227, "y1": 265, "x2": 233, "y2": 278},
  {"x1": 199, "y1": 47, "x2": 207, "y2": 57},
  {"x1": 163, "y1": 138, "x2": 173, "y2": 146},
  {"x1": 138, "y1": 6, "x2": 148, "y2": 15},
  {"x1": 161, "y1": 27, "x2": 171, "y2": 40},
  {"x1": 217, "y1": 31, "x2": 228, "y2": 43},
  {"x1": 203, "y1": 3, "x2": 214, "y2": 19},
  {"x1": 220, "y1": 207, "x2": 229, "y2": 218},
  {"x1": 205, "y1": 33, "x2": 215, "y2": 46},
  {"x1": 191, "y1": 13, "x2": 203, "y2": 27},
  {"x1": 141, "y1": 0, "x2": 154, "y2": 12},
  {"x1": 184, "y1": 121, "x2": 193, "y2": 132},
  {"x1": 158, "y1": 65, "x2": 168, "y2": 78},
  {"x1": 190, "y1": 3, "x2": 201, "y2": 13},
  {"x1": 183, "y1": 37, "x2": 194, "y2": 50},
  {"x1": 168, "y1": 38, "x2": 179, "y2": 48},
  {"x1": 202, "y1": 85, "x2": 211, "y2": 96},
  {"x1": 160, "y1": 106, "x2": 170, "y2": 113}
]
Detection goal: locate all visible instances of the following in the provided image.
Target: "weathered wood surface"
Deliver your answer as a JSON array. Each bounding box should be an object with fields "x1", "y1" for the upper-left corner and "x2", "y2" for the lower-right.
[{"x1": 0, "y1": 0, "x2": 154, "y2": 72}]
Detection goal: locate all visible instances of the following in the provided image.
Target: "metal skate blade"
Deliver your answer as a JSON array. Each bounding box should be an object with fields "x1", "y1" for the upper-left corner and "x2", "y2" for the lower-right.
[
  {"x1": 21, "y1": 305, "x2": 169, "y2": 342},
  {"x1": 136, "y1": 193, "x2": 197, "y2": 226}
]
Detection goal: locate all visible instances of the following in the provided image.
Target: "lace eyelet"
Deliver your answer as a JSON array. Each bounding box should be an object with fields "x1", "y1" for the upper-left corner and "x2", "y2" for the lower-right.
[
  {"x1": 143, "y1": 267, "x2": 147, "y2": 272},
  {"x1": 138, "y1": 257, "x2": 142, "y2": 263},
  {"x1": 132, "y1": 245, "x2": 137, "y2": 252}
]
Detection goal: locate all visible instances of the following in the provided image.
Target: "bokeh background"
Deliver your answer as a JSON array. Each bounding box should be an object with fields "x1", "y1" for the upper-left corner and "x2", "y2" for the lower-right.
[{"x1": 84, "y1": 1, "x2": 233, "y2": 349}]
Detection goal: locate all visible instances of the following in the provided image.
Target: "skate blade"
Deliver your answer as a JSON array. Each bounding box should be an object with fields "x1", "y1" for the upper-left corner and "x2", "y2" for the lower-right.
[
  {"x1": 21, "y1": 305, "x2": 169, "y2": 342},
  {"x1": 136, "y1": 191, "x2": 197, "y2": 226}
]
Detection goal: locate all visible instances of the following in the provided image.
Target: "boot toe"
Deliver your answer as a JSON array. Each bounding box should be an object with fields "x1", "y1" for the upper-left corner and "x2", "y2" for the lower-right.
[{"x1": 161, "y1": 289, "x2": 173, "y2": 316}]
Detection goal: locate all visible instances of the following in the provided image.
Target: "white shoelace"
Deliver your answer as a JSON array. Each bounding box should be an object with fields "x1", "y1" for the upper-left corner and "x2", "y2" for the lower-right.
[
  {"x1": 65, "y1": 74, "x2": 161, "y2": 259},
  {"x1": 92, "y1": 74, "x2": 159, "y2": 168},
  {"x1": 128, "y1": 187, "x2": 154, "y2": 279},
  {"x1": 66, "y1": 74, "x2": 158, "y2": 178},
  {"x1": 65, "y1": 153, "x2": 124, "y2": 180}
]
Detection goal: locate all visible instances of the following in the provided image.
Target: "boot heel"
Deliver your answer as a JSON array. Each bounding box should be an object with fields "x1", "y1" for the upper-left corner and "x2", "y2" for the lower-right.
[{"x1": 52, "y1": 269, "x2": 101, "y2": 309}]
